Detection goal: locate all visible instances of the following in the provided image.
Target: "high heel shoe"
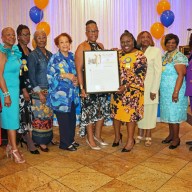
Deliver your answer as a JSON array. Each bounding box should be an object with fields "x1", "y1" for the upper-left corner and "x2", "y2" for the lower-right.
[
  {"x1": 86, "y1": 138, "x2": 101, "y2": 150},
  {"x1": 36, "y1": 145, "x2": 49, "y2": 152},
  {"x1": 94, "y1": 136, "x2": 109, "y2": 146},
  {"x1": 20, "y1": 138, "x2": 40, "y2": 154},
  {"x1": 11, "y1": 149, "x2": 25, "y2": 164},
  {"x1": 169, "y1": 140, "x2": 180, "y2": 149},
  {"x1": 112, "y1": 133, "x2": 122, "y2": 147},
  {"x1": 121, "y1": 139, "x2": 135, "y2": 152}
]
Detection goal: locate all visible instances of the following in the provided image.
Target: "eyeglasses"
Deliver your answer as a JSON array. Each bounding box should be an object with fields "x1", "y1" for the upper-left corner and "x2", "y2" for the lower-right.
[
  {"x1": 21, "y1": 34, "x2": 31, "y2": 37},
  {"x1": 86, "y1": 30, "x2": 99, "y2": 34}
]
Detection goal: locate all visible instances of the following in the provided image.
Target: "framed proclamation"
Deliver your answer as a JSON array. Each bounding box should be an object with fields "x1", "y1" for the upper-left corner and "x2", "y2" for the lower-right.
[{"x1": 84, "y1": 50, "x2": 120, "y2": 93}]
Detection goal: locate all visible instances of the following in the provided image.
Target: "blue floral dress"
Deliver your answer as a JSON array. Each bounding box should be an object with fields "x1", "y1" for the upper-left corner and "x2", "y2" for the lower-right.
[
  {"x1": 46, "y1": 51, "x2": 79, "y2": 112},
  {"x1": 0, "y1": 44, "x2": 22, "y2": 129},
  {"x1": 160, "y1": 51, "x2": 188, "y2": 123}
]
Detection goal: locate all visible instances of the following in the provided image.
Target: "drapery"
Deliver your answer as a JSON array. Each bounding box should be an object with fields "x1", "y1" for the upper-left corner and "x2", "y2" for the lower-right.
[{"x1": 0, "y1": 0, "x2": 191, "y2": 52}]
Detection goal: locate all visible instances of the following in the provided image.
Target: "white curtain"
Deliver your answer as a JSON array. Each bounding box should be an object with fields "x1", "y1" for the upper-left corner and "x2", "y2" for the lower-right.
[{"x1": 0, "y1": 0, "x2": 191, "y2": 53}]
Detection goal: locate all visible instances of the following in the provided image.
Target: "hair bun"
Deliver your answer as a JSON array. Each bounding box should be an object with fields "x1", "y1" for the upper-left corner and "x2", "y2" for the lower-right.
[{"x1": 124, "y1": 30, "x2": 130, "y2": 33}]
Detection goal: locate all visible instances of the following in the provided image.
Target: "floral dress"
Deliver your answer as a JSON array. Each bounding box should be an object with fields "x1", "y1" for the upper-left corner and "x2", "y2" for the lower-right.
[
  {"x1": 111, "y1": 51, "x2": 147, "y2": 122},
  {"x1": 17, "y1": 44, "x2": 33, "y2": 134}
]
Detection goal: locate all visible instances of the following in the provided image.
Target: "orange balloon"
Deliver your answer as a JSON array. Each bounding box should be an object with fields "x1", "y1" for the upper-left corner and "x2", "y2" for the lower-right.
[
  {"x1": 36, "y1": 22, "x2": 50, "y2": 36},
  {"x1": 156, "y1": 0, "x2": 171, "y2": 15},
  {"x1": 34, "y1": 0, "x2": 49, "y2": 10},
  {"x1": 150, "y1": 22, "x2": 165, "y2": 39},
  {"x1": 160, "y1": 35, "x2": 167, "y2": 51},
  {"x1": 32, "y1": 39, "x2": 37, "y2": 49}
]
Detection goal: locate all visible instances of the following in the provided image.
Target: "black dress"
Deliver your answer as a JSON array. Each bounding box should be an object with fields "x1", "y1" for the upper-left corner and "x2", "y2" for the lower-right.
[{"x1": 17, "y1": 44, "x2": 33, "y2": 134}]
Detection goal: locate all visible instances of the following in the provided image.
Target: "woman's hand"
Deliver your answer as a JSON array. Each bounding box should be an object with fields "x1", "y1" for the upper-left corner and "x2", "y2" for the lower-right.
[
  {"x1": 116, "y1": 85, "x2": 126, "y2": 94},
  {"x1": 38, "y1": 92, "x2": 46, "y2": 104},
  {"x1": 172, "y1": 91, "x2": 179, "y2": 103},
  {"x1": 72, "y1": 76, "x2": 78, "y2": 87},
  {"x1": 4, "y1": 96, "x2": 11, "y2": 107},
  {"x1": 22, "y1": 88, "x2": 30, "y2": 101},
  {"x1": 80, "y1": 89, "x2": 87, "y2": 98},
  {"x1": 67, "y1": 73, "x2": 76, "y2": 81},
  {"x1": 150, "y1": 92, "x2": 156, "y2": 100}
]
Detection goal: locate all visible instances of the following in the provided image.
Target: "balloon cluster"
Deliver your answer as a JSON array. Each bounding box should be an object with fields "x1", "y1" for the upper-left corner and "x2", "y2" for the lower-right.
[
  {"x1": 150, "y1": 0, "x2": 175, "y2": 50},
  {"x1": 29, "y1": 0, "x2": 50, "y2": 48}
]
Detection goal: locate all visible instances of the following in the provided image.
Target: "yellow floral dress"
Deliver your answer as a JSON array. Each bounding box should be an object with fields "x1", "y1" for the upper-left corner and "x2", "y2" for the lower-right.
[{"x1": 111, "y1": 50, "x2": 147, "y2": 122}]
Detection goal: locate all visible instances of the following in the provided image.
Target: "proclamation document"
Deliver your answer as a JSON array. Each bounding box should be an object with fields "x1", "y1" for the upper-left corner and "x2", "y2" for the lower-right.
[{"x1": 84, "y1": 50, "x2": 120, "y2": 93}]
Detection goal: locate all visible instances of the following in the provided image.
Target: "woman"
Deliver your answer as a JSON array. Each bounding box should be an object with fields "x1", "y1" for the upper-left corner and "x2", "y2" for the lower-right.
[
  {"x1": 160, "y1": 33, "x2": 188, "y2": 149},
  {"x1": 185, "y1": 33, "x2": 192, "y2": 151},
  {"x1": 16, "y1": 24, "x2": 39, "y2": 154},
  {"x1": 28, "y1": 30, "x2": 53, "y2": 152},
  {"x1": 136, "y1": 31, "x2": 162, "y2": 147},
  {"x1": 0, "y1": 27, "x2": 25, "y2": 163},
  {"x1": 111, "y1": 31, "x2": 147, "y2": 152},
  {"x1": 75, "y1": 20, "x2": 109, "y2": 150},
  {"x1": 47, "y1": 33, "x2": 79, "y2": 151}
]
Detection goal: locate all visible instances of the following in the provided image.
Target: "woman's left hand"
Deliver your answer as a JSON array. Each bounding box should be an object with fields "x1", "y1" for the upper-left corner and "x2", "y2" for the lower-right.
[
  {"x1": 172, "y1": 92, "x2": 179, "y2": 103},
  {"x1": 150, "y1": 92, "x2": 156, "y2": 100},
  {"x1": 116, "y1": 85, "x2": 126, "y2": 94}
]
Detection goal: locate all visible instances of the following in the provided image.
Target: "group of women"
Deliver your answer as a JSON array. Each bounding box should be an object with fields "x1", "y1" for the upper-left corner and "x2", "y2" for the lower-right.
[{"x1": 0, "y1": 20, "x2": 190, "y2": 164}]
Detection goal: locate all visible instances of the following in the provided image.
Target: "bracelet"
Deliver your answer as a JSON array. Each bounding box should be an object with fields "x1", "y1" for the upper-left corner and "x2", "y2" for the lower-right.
[
  {"x1": 80, "y1": 84, "x2": 84, "y2": 90},
  {"x1": 3, "y1": 92, "x2": 10, "y2": 97},
  {"x1": 124, "y1": 84, "x2": 127, "y2": 89}
]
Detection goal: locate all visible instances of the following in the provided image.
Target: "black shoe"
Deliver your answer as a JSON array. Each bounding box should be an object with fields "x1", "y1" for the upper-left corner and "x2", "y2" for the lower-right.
[
  {"x1": 121, "y1": 148, "x2": 131, "y2": 152},
  {"x1": 121, "y1": 139, "x2": 135, "y2": 152},
  {"x1": 20, "y1": 138, "x2": 27, "y2": 148},
  {"x1": 66, "y1": 145, "x2": 77, "y2": 151},
  {"x1": 169, "y1": 140, "x2": 180, "y2": 149},
  {"x1": 30, "y1": 149, "x2": 40, "y2": 154},
  {"x1": 112, "y1": 133, "x2": 122, "y2": 147},
  {"x1": 72, "y1": 141, "x2": 80, "y2": 147},
  {"x1": 186, "y1": 141, "x2": 192, "y2": 145},
  {"x1": 20, "y1": 138, "x2": 40, "y2": 154},
  {"x1": 162, "y1": 138, "x2": 172, "y2": 144},
  {"x1": 37, "y1": 145, "x2": 49, "y2": 152}
]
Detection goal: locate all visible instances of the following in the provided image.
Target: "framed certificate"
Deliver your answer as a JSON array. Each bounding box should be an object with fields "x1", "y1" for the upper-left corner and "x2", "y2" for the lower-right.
[{"x1": 84, "y1": 50, "x2": 120, "y2": 93}]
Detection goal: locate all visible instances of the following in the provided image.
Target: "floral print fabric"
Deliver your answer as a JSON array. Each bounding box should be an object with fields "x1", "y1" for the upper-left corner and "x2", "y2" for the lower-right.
[{"x1": 111, "y1": 51, "x2": 147, "y2": 122}]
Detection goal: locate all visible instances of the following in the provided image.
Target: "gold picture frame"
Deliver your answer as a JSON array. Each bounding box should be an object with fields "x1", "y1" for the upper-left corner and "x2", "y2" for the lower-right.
[{"x1": 179, "y1": 45, "x2": 190, "y2": 57}]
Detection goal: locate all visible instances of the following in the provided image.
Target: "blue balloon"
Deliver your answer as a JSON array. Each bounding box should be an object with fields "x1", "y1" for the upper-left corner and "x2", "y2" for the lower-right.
[
  {"x1": 160, "y1": 10, "x2": 175, "y2": 27},
  {"x1": 29, "y1": 6, "x2": 44, "y2": 24}
]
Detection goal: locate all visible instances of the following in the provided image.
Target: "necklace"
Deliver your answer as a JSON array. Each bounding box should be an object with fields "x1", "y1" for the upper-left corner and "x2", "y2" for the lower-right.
[
  {"x1": 162, "y1": 50, "x2": 178, "y2": 71},
  {"x1": 162, "y1": 50, "x2": 178, "y2": 66}
]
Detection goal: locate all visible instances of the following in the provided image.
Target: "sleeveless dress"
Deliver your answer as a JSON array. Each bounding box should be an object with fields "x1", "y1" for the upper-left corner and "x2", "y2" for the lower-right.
[
  {"x1": 111, "y1": 51, "x2": 147, "y2": 122},
  {"x1": 0, "y1": 44, "x2": 22, "y2": 129},
  {"x1": 17, "y1": 44, "x2": 33, "y2": 134},
  {"x1": 160, "y1": 51, "x2": 188, "y2": 123},
  {"x1": 79, "y1": 41, "x2": 110, "y2": 137}
]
